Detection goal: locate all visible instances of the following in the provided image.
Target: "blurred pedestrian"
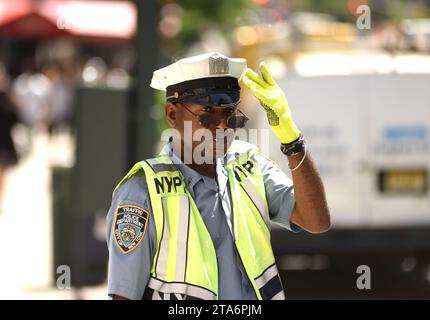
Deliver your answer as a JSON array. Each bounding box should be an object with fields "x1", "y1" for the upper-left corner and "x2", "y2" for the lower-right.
[
  {"x1": 42, "y1": 62, "x2": 74, "y2": 135},
  {"x1": 0, "y1": 90, "x2": 20, "y2": 213}
]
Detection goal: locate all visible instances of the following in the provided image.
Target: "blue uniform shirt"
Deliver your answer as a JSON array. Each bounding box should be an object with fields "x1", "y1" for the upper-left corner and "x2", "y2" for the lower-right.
[{"x1": 106, "y1": 144, "x2": 300, "y2": 300}]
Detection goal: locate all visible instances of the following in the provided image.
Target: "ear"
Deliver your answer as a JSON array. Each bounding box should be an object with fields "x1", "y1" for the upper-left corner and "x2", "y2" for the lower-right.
[{"x1": 165, "y1": 102, "x2": 177, "y2": 128}]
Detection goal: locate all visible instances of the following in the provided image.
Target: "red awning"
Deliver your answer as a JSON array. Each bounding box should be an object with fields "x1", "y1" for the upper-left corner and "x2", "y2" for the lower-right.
[
  {"x1": 0, "y1": 0, "x2": 32, "y2": 25},
  {"x1": 0, "y1": 0, "x2": 136, "y2": 42}
]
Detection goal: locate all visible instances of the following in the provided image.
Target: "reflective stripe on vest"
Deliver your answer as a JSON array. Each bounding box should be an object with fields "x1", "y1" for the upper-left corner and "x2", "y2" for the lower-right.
[{"x1": 115, "y1": 140, "x2": 285, "y2": 300}]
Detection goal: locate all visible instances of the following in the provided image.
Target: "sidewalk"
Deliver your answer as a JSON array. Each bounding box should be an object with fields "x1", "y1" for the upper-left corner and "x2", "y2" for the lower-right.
[{"x1": 0, "y1": 130, "x2": 107, "y2": 300}]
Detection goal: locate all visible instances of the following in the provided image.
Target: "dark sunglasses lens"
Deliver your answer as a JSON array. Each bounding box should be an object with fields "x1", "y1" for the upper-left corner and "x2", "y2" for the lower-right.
[
  {"x1": 198, "y1": 113, "x2": 221, "y2": 129},
  {"x1": 227, "y1": 115, "x2": 248, "y2": 129}
]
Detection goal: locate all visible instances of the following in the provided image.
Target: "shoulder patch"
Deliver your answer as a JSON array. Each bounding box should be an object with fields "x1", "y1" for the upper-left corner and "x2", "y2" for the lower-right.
[{"x1": 113, "y1": 205, "x2": 149, "y2": 254}]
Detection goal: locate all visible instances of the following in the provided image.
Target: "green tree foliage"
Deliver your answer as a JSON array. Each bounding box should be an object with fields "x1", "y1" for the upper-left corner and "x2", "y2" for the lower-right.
[
  {"x1": 289, "y1": 0, "x2": 354, "y2": 21},
  {"x1": 289, "y1": 0, "x2": 430, "y2": 23},
  {"x1": 160, "y1": 0, "x2": 252, "y2": 57}
]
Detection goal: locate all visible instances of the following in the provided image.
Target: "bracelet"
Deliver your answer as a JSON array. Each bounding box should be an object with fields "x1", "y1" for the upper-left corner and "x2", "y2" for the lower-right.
[
  {"x1": 280, "y1": 133, "x2": 305, "y2": 156},
  {"x1": 289, "y1": 143, "x2": 307, "y2": 172}
]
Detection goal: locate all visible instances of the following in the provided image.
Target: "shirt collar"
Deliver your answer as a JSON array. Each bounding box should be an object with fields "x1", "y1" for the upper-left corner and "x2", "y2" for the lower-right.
[
  {"x1": 162, "y1": 143, "x2": 201, "y2": 187},
  {"x1": 161, "y1": 143, "x2": 229, "y2": 191}
]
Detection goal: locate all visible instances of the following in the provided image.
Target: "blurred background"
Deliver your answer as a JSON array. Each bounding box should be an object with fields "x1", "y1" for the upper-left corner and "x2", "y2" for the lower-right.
[{"x1": 0, "y1": 0, "x2": 429, "y2": 299}]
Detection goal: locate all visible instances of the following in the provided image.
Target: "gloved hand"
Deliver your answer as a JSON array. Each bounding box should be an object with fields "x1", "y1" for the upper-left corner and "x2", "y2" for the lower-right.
[{"x1": 242, "y1": 62, "x2": 301, "y2": 144}]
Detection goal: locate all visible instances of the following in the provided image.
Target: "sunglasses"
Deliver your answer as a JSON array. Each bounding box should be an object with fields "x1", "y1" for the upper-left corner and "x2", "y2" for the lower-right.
[{"x1": 179, "y1": 103, "x2": 249, "y2": 129}]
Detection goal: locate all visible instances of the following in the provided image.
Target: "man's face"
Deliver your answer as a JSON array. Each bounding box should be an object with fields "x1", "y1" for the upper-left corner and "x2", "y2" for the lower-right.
[{"x1": 165, "y1": 102, "x2": 237, "y2": 163}]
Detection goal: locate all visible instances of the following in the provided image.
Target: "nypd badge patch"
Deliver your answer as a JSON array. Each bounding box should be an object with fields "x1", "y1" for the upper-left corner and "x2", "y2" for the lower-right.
[{"x1": 113, "y1": 205, "x2": 149, "y2": 254}]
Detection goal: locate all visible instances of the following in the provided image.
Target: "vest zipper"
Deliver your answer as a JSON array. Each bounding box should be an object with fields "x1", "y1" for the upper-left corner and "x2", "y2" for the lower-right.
[{"x1": 183, "y1": 174, "x2": 220, "y2": 300}]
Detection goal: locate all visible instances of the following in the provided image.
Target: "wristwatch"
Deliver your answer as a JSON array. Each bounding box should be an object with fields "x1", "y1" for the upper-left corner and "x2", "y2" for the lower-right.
[{"x1": 280, "y1": 134, "x2": 305, "y2": 156}]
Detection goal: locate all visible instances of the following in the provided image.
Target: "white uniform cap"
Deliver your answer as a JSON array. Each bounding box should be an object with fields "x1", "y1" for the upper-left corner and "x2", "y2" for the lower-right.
[{"x1": 150, "y1": 52, "x2": 247, "y2": 91}]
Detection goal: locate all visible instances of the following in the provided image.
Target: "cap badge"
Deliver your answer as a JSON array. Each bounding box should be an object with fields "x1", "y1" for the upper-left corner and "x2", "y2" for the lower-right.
[{"x1": 209, "y1": 54, "x2": 229, "y2": 75}]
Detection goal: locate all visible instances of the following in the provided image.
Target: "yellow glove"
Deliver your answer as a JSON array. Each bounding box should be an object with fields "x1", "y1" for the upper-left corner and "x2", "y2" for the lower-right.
[{"x1": 242, "y1": 62, "x2": 301, "y2": 144}]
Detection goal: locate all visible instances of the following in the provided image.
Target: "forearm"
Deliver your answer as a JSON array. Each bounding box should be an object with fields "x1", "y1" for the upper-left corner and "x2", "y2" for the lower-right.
[
  {"x1": 287, "y1": 149, "x2": 331, "y2": 233},
  {"x1": 242, "y1": 62, "x2": 330, "y2": 232}
]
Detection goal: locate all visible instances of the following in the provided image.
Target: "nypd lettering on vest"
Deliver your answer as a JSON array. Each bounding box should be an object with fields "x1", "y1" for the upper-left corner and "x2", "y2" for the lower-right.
[
  {"x1": 154, "y1": 176, "x2": 183, "y2": 194},
  {"x1": 233, "y1": 160, "x2": 255, "y2": 182}
]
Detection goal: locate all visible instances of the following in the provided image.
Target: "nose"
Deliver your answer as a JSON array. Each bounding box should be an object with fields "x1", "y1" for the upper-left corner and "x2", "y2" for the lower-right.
[
  {"x1": 216, "y1": 117, "x2": 229, "y2": 129},
  {"x1": 212, "y1": 108, "x2": 231, "y2": 130}
]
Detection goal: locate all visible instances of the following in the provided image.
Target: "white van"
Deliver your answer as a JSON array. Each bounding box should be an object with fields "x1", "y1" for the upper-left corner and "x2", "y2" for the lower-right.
[{"x1": 256, "y1": 74, "x2": 430, "y2": 229}]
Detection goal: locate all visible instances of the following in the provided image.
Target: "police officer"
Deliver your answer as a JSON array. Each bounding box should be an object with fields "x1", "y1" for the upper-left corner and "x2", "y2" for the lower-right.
[{"x1": 106, "y1": 52, "x2": 330, "y2": 300}]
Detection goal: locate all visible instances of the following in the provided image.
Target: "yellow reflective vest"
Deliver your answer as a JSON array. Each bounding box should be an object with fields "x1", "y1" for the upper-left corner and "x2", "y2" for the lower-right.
[{"x1": 115, "y1": 140, "x2": 285, "y2": 300}]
